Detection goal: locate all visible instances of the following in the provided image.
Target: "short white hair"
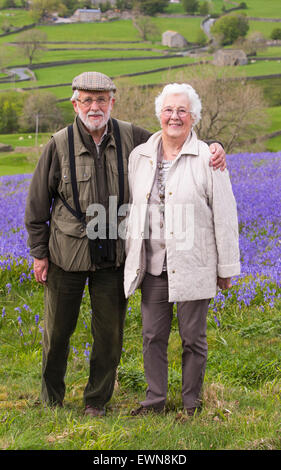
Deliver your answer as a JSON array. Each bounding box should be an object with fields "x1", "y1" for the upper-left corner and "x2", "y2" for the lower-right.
[
  {"x1": 70, "y1": 89, "x2": 114, "y2": 101},
  {"x1": 155, "y1": 83, "x2": 202, "y2": 126},
  {"x1": 71, "y1": 89, "x2": 80, "y2": 101}
]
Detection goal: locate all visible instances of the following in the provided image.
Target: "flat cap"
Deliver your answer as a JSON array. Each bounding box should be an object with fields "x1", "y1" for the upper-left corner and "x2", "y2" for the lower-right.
[{"x1": 72, "y1": 71, "x2": 116, "y2": 93}]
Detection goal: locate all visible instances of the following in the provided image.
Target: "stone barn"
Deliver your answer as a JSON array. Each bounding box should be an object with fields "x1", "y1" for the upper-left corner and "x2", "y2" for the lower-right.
[
  {"x1": 162, "y1": 30, "x2": 188, "y2": 48},
  {"x1": 72, "y1": 9, "x2": 102, "y2": 22},
  {"x1": 213, "y1": 49, "x2": 248, "y2": 66}
]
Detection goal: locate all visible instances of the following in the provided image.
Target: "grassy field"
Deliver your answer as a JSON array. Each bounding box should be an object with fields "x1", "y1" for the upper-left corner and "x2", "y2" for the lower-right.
[
  {"x1": 0, "y1": 8, "x2": 31, "y2": 33},
  {"x1": 210, "y1": 0, "x2": 281, "y2": 18},
  {"x1": 151, "y1": 0, "x2": 281, "y2": 18},
  {"x1": 0, "y1": 4, "x2": 281, "y2": 453},
  {"x1": 1, "y1": 150, "x2": 281, "y2": 451}
]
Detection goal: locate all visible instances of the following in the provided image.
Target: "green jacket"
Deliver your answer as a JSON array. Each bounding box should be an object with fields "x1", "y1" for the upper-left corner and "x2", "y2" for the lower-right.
[{"x1": 24, "y1": 116, "x2": 151, "y2": 271}]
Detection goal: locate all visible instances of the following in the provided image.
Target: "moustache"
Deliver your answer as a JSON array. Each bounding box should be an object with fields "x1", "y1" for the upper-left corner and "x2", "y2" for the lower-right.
[{"x1": 87, "y1": 111, "x2": 104, "y2": 117}]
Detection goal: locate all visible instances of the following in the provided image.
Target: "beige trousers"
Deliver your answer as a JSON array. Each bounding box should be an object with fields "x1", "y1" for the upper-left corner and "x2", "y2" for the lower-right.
[{"x1": 140, "y1": 272, "x2": 210, "y2": 410}]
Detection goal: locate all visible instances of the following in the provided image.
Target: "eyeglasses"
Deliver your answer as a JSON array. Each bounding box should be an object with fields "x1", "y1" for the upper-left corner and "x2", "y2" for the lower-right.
[
  {"x1": 77, "y1": 97, "x2": 110, "y2": 107},
  {"x1": 161, "y1": 107, "x2": 191, "y2": 118}
]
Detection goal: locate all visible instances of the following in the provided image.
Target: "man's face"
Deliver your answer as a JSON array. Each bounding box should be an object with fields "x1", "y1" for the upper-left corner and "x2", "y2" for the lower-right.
[{"x1": 72, "y1": 90, "x2": 115, "y2": 133}]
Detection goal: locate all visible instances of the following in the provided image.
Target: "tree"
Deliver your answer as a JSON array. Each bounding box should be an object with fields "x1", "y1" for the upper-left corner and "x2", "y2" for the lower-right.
[
  {"x1": 0, "y1": 92, "x2": 26, "y2": 133},
  {"x1": 271, "y1": 28, "x2": 281, "y2": 40},
  {"x1": 19, "y1": 91, "x2": 64, "y2": 133},
  {"x1": 17, "y1": 30, "x2": 47, "y2": 66},
  {"x1": 182, "y1": 0, "x2": 199, "y2": 14},
  {"x1": 211, "y1": 13, "x2": 249, "y2": 45},
  {"x1": 234, "y1": 32, "x2": 266, "y2": 56},
  {"x1": 172, "y1": 65, "x2": 270, "y2": 153},
  {"x1": 199, "y1": 1, "x2": 210, "y2": 15},
  {"x1": 133, "y1": 0, "x2": 169, "y2": 16},
  {"x1": 116, "y1": 0, "x2": 133, "y2": 10},
  {"x1": 29, "y1": 0, "x2": 62, "y2": 22},
  {"x1": 133, "y1": 15, "x2": 160, "y2": 41}
]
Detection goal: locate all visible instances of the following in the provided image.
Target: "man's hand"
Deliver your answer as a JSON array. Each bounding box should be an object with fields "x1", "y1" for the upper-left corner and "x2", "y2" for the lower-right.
[
  {"x1": 34, "y1": 257, "x2": 49, "y2": 284},
  {"x1": 209, "y1": 143, "x2": 226, "y2": 171},
  {"x1": 217, "y1": 277, "x2": 232, "y2": 290}
]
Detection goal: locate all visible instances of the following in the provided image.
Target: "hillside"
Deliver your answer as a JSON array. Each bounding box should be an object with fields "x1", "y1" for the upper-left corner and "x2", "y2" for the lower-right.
[{"x1": 0, "y1": 1, "x2": 280, "y2": 150}]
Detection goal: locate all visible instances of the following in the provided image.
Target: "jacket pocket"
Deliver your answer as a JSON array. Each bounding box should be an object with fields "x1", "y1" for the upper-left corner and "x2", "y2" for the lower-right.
[{"x1": 60, "y1": 165, "x2": 93, "y2": 210}]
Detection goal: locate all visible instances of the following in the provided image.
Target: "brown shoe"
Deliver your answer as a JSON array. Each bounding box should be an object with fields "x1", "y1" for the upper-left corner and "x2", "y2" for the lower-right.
[
  {"x1": 84, "y1": 405, "x2": 105, "y2": 417},
  {"x1": 131, "y1": 405, "x2": 163, "y2": 416},
  {"x1": 175, "y1": 407, "x2": 199, "y2": 422},
  {"x1": 184, "y1": 407, "x2": 197, "y2": 416}
]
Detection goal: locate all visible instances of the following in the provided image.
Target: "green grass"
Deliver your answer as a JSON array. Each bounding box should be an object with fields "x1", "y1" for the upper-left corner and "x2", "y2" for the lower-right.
[
  {"x1": 25, "y1": 48, "x2": 171, "y2": 64},
  {"x1": 0, "y1": 266, "x2": 280, "y2": 450},
  {"x1": 0, "y1": 56, "x2": 198, "y2": 93},
  {"x1": 266, "y1": 106, "x2": 281, "y2": 133},
  {"x1": 39, "y1": 21, "x2": 141, "y2": 42},
  {"x1": 256, "y1": 46, "x2": 281, "y2": 58},
  {"x1": 0, "y1": 8, "x2": 32, "y2": 33},
  {"x1": 0, "y1": 132, "x2": 50, "y2": 147},
  {"x1": 265, "y1": 134, "x2": 281, "y2": 152},
  {"x1": 211, "y1": 0, "x2": 281, "y2": 18},
  {"x1": 0, "y1": 152, "x2": 36, "y2": 175},
  {"x1": 164, "y1": 0, "x2": 281, "y2": 18},
  {"x1": 151, "y1": 16, "x2": 203, "y2": 42},
  {"x1": 248, "y1": 20, "x2": 281, "y2": 39}
]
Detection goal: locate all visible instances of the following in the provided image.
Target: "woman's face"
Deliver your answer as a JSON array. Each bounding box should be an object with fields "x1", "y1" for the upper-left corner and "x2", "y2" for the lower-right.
[{"x1": 160, "y1": 93, "x2": 194, "y2": 141}]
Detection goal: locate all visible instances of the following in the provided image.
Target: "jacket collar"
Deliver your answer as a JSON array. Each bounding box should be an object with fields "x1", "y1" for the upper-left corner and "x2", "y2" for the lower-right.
[
  {"x1": 139, "y1": 129, "x2": 199, "y2": 161},
  {"x1": 73, "y1": 116, "x2": 115, "y2": 156}
]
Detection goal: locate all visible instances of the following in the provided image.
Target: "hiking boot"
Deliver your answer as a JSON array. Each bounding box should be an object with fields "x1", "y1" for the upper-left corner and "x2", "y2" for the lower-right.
[
  {"x1": 84, "y1": 405, "x2": 106, "y2": 417},
  {"x1": 131, "y1": 405, "x2": 163, "y2": 416}
]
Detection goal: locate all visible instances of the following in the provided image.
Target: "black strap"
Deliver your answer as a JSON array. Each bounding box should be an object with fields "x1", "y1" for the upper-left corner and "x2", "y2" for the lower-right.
[
  {"x1": 67, "y1": 124, "x2": 84, "y2": 222},
  {"x1": 58, "y1": 120, "x2": 124, "y2": 222},
  {"x1": 112, "y1": 118, "x2": 124, "y2": 209}
]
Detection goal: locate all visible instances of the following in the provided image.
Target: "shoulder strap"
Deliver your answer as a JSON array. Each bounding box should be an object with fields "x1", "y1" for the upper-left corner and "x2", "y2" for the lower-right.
[
  {"x1": 112, "y1": 118, "x2": 124, "y2": 209},
  {"x1": 56, "y1": 125, "x2": 85, "y2": 224},
  {"x1": 57, "y1": 121, "x2": 124, "y2": 222},
  {"x1": 67, "y1": 124, "x2": 84, "y2": 221}
]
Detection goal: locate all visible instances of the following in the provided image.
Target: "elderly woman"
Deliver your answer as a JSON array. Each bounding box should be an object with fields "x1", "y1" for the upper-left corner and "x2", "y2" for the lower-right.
[{"x1": 124, "y1": 83, "x2": 240, "y2": 416}]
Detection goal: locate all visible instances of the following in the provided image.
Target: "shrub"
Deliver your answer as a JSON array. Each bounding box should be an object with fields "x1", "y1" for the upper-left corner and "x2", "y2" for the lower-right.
[
  {"x1": 211, "y1": 12, "x2": 249, "y2": 45},
  {"x1": 270, "y1": 28, "x2": 281, "y2": 40},
  {"x1": 0, "y1": 92, "x2": 26, "y2": 134},
  {"x1": 19, "y1": 91, "x2": 64, "y2": 133}
]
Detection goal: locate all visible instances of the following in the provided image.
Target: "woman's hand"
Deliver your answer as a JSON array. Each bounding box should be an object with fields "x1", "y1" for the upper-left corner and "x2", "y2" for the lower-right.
[
  {"x1": 217, "y1": 277, "x2": 232, "y2": 290},
  {"x1": 209, "y1": 143, "x2": 226, "y2": 171}
]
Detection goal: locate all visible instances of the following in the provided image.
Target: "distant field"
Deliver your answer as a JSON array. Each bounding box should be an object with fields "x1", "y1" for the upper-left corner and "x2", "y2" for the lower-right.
[
  {"x1": 0, "y1": 8, "x2": 31, "y2": 33},
  {"x1": 31, "y1": 48, "x2": 170, "y2": 63},
  {"x1": 211, "y1": 0, "x2": 281, "y2": 18},
  {"x1": 256, "y1": 47, "x2": 281, "y2": 58},
  {"x1": 0, "y1": 58, "x2": 280, "y2": 99},
  {"x1": 248, "y1": 20, "x2": 281, "y2": 38},
  {"x1": 0, "y1": 17, "x2": 203, "y2": 44},
  {"x1": 267, "y1": 106, "x2": 281, "y2": 133},
  {"x1": 0, "y1": 56, "x2": 198, "y2": 93},
  {"x1": 0, "y1": 133, "x2": 50, "y2": 148},
  {"x1": 236, "y1": 61, "x2": 281, "y2": 77},
  {"x1": 266, "y1": 134, "x2": 281, "y2": 152},
  {"x1": 153, "y1": 0, "x2": 281, "y2": 18}
]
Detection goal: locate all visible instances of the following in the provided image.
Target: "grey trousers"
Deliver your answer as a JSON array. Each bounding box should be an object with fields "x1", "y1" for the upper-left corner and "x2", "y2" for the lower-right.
[
  {"x1": 42, "y1": 262, "x2": 127, "y2": 408},
  {"x1": 140, "y1": 272, "x2": 210, "y2": 410}
]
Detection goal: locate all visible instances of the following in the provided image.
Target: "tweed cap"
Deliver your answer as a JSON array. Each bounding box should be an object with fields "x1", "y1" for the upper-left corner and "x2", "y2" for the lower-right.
[{"x1": 72, "y1": 72, "x2": 116, "y2": 93}]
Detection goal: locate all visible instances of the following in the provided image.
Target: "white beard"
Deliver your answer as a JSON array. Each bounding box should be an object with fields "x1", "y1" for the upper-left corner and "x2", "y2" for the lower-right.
[{"x1": 78, "y1": 107, "x2": 111, "y2": 132}]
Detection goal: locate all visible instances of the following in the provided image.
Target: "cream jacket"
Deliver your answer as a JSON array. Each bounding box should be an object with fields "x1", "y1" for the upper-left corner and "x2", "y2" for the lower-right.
[{"x1": 124, "y1": 130, "x2": 240, "y2": 302}]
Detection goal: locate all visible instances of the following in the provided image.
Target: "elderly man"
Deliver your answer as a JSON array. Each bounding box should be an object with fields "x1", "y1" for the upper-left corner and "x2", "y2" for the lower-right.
[{"x1": 25, "y1": 71, "x2": 226, "y2": 417}]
